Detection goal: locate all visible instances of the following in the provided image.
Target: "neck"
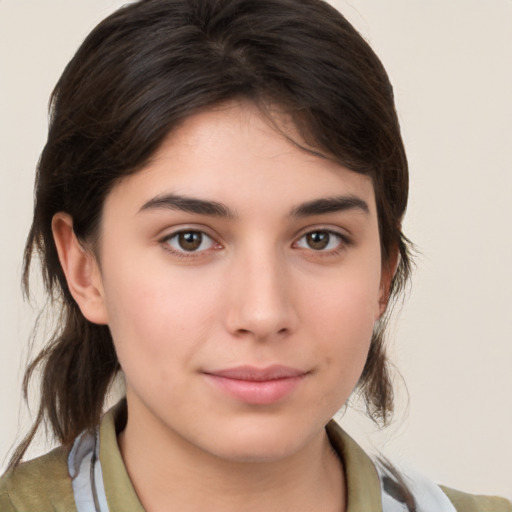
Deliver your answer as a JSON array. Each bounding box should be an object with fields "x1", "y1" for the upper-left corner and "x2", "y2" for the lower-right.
[{"x1": 118, "y1": 404, "x2": 346, "y2": 512}]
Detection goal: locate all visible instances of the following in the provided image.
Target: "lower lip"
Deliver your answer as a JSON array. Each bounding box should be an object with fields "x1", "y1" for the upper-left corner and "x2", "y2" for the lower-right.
[{"x1": 204, "y1": 374, "x2": 306, "y2": 405}]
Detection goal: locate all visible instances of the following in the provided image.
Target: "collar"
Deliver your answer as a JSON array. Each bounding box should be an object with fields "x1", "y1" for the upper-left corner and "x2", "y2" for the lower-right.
[{"x1": 94, "y1": 401, "x2": 383, "y2": 512}]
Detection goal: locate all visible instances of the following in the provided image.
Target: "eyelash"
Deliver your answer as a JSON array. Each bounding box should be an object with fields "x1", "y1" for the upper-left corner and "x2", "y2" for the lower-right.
[
  {"x1": 293, "y1": 229, "x2": 349, "y2": 256},
  {"x1": 160, "y1": 228, "x2": 350, "y2": 259},
  {"x1": 160, "y1": 229, "x2": 220, "y2": 259}
]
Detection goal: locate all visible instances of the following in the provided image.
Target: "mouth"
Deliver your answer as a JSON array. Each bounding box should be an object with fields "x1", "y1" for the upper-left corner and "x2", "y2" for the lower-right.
[{"x1": 202, "y1": 365, "x2": 309, "y2": 405}]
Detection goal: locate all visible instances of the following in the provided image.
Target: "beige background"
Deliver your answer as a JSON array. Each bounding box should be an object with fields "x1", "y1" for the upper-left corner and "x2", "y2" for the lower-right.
[{"x1": 1, "y1": 0, "x2": 511, "y2": 498}]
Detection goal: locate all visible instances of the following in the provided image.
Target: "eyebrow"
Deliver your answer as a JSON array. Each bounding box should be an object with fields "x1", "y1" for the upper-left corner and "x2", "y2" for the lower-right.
[
  {"x1": 138, "y1": 193, "x2": 369, "y2": 219},
  {"x1": 290, "y1": 196, "x2": 369, "y2": 217},
  {"x1": 139, "y1": 194, "x2": 237, "y2": 218}
]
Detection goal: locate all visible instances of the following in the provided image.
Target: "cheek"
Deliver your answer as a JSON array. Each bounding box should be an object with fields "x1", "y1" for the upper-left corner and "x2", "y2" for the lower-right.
[
  {"x1": 299, "y1": 265, "x2": 380, "y2": 392},
  {"x1": 100, "y1": 262, "x2": 224, "y2": 377},
  {"x1": 302, "y1": 265, "x2": 381, "y2": 340}
]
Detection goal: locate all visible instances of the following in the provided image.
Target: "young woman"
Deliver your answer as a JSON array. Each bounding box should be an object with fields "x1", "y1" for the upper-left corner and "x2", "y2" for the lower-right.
[{"x1": 1, "y1": 1, "x2": 510, "y2": 511}]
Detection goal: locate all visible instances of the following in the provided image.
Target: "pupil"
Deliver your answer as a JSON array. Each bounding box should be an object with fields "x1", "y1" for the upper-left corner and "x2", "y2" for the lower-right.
[
  {"x1": 307, "y1": 231, "x2": 329, "y2": 250},
  {"x1": 179, "y1": 231, "x2": 202, "y2": 251}
]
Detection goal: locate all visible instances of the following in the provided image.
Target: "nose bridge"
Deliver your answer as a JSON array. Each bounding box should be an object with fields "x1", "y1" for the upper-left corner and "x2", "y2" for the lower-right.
[{"x1": 225, "y1": 240, "x2": 295, "y2": 339}]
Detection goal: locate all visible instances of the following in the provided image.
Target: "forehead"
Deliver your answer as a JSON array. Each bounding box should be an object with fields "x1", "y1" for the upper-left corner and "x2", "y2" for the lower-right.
[{"x1": 106, "y1": 101, "x2": 377, "y2": 217}]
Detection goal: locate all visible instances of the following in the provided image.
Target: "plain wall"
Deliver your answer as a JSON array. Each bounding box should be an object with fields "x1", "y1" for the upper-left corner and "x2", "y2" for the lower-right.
[{"x1": 1, "y1": 0, "x2": 511, "y2": 498}]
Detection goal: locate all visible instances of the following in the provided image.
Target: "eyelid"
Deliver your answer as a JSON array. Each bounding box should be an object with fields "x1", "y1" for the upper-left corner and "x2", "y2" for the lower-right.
[
  {"x1": 157, "y1": 223, "x2": 220, "y2": 242},
  {"x1": 293, "y1": 224, "x2": 351, "y2": 242},
  {"x1": 158, "y1": 225, "x2": 223, "y2": 257},
  {"x1": 292, "y1": 226, "x2": 352, "y2": 253}
]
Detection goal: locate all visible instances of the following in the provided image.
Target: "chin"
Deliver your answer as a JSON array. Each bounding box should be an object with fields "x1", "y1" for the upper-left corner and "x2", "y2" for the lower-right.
[{"x1": 196, "y1": 417, "x2": 319, "y2": 463}]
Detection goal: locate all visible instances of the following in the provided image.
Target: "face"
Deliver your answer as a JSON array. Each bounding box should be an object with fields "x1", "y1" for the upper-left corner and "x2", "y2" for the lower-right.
[{"x1": 94, "y1": 102, "x2": 386, "y2": 462}]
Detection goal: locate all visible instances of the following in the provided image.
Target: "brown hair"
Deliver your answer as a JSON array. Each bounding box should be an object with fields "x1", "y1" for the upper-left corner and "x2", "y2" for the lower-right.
[{"x1": 12, "y1": 0, "x2": 411, "y2": 468}]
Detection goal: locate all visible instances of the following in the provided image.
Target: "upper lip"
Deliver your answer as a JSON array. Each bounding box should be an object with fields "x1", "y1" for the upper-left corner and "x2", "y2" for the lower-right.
[{"x1": 204, "y1": 365, "x2": 308, "y2": 381}]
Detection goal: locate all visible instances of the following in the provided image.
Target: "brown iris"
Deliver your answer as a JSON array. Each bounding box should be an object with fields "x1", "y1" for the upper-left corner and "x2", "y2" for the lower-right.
[
  {"x1": 306, "y1": 231, "x2": 330, "y2": 250},
  {"x1": 178, "y1": 231, "x2": 203, "y2": 251}
]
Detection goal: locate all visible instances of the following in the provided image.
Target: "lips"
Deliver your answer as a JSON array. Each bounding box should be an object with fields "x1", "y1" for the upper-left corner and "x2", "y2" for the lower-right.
[{"x1": 203, "y1": 365, "x2": 308, "y2": 405}]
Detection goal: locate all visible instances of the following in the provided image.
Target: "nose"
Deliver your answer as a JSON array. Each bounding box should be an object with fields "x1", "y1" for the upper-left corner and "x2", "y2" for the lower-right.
[{"x1": 224, "y1": 248, "x2": 297, "y2": 341}]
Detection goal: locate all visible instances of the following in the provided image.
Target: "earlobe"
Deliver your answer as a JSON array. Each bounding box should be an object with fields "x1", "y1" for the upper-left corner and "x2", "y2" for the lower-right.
[
  {"x1": 377, "y1": 281, "x2": 391, "y2": 319},
  {"x1": 376, "y1": 248, "x2": 400, "y2": 320},
  {"x1": 52, "y1": 213, "x2": 109, "y2": 325}
]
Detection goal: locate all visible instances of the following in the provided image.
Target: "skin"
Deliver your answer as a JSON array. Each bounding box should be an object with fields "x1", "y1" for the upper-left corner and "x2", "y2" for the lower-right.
[{"x1": 53, "y1": 101, "x2": 390, "y2": 512}]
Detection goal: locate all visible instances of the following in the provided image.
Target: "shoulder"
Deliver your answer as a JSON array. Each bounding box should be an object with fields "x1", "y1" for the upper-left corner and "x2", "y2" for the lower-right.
[
  {"x1": 441, "y1": 485, "x2": 512, "y2": 512},
  {"x1": 383, "y1": 463, "x2": 512, "y2": 512},
  {"x1": 326, "y1": 421, "x2": 511, "y2": 512},
  {"x1": 0, "y1": 446, "x2": 77, "y2": 512}
]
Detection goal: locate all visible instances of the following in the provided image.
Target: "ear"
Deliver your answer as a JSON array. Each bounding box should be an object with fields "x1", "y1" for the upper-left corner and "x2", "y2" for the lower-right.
[
  {"x1": 52, "y1": 213, "x2": 109, "y2": 325},
  {"x1": 376, "y1": 246, "x2": 400, "y2": 320}
]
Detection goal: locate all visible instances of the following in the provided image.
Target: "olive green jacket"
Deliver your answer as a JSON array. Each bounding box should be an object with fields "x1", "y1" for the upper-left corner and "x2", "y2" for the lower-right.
[{"x1": 1, "y1": 404, "x2": 510, "y2": 511}]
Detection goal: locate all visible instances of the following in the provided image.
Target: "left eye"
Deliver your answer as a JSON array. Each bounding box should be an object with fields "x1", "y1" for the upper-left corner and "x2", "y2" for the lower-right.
[
  {"x1": 163, "y1": 230, "x2": 216, "y2": 253},
  {"x1": 295, "y1": 230, "x2": 344, "y2": 251}
]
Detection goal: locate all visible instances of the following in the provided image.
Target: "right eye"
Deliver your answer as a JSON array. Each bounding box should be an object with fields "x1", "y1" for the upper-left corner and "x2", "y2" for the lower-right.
[{"x1": 162, "y1": 230, "x2": 217, "y2": 254}]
